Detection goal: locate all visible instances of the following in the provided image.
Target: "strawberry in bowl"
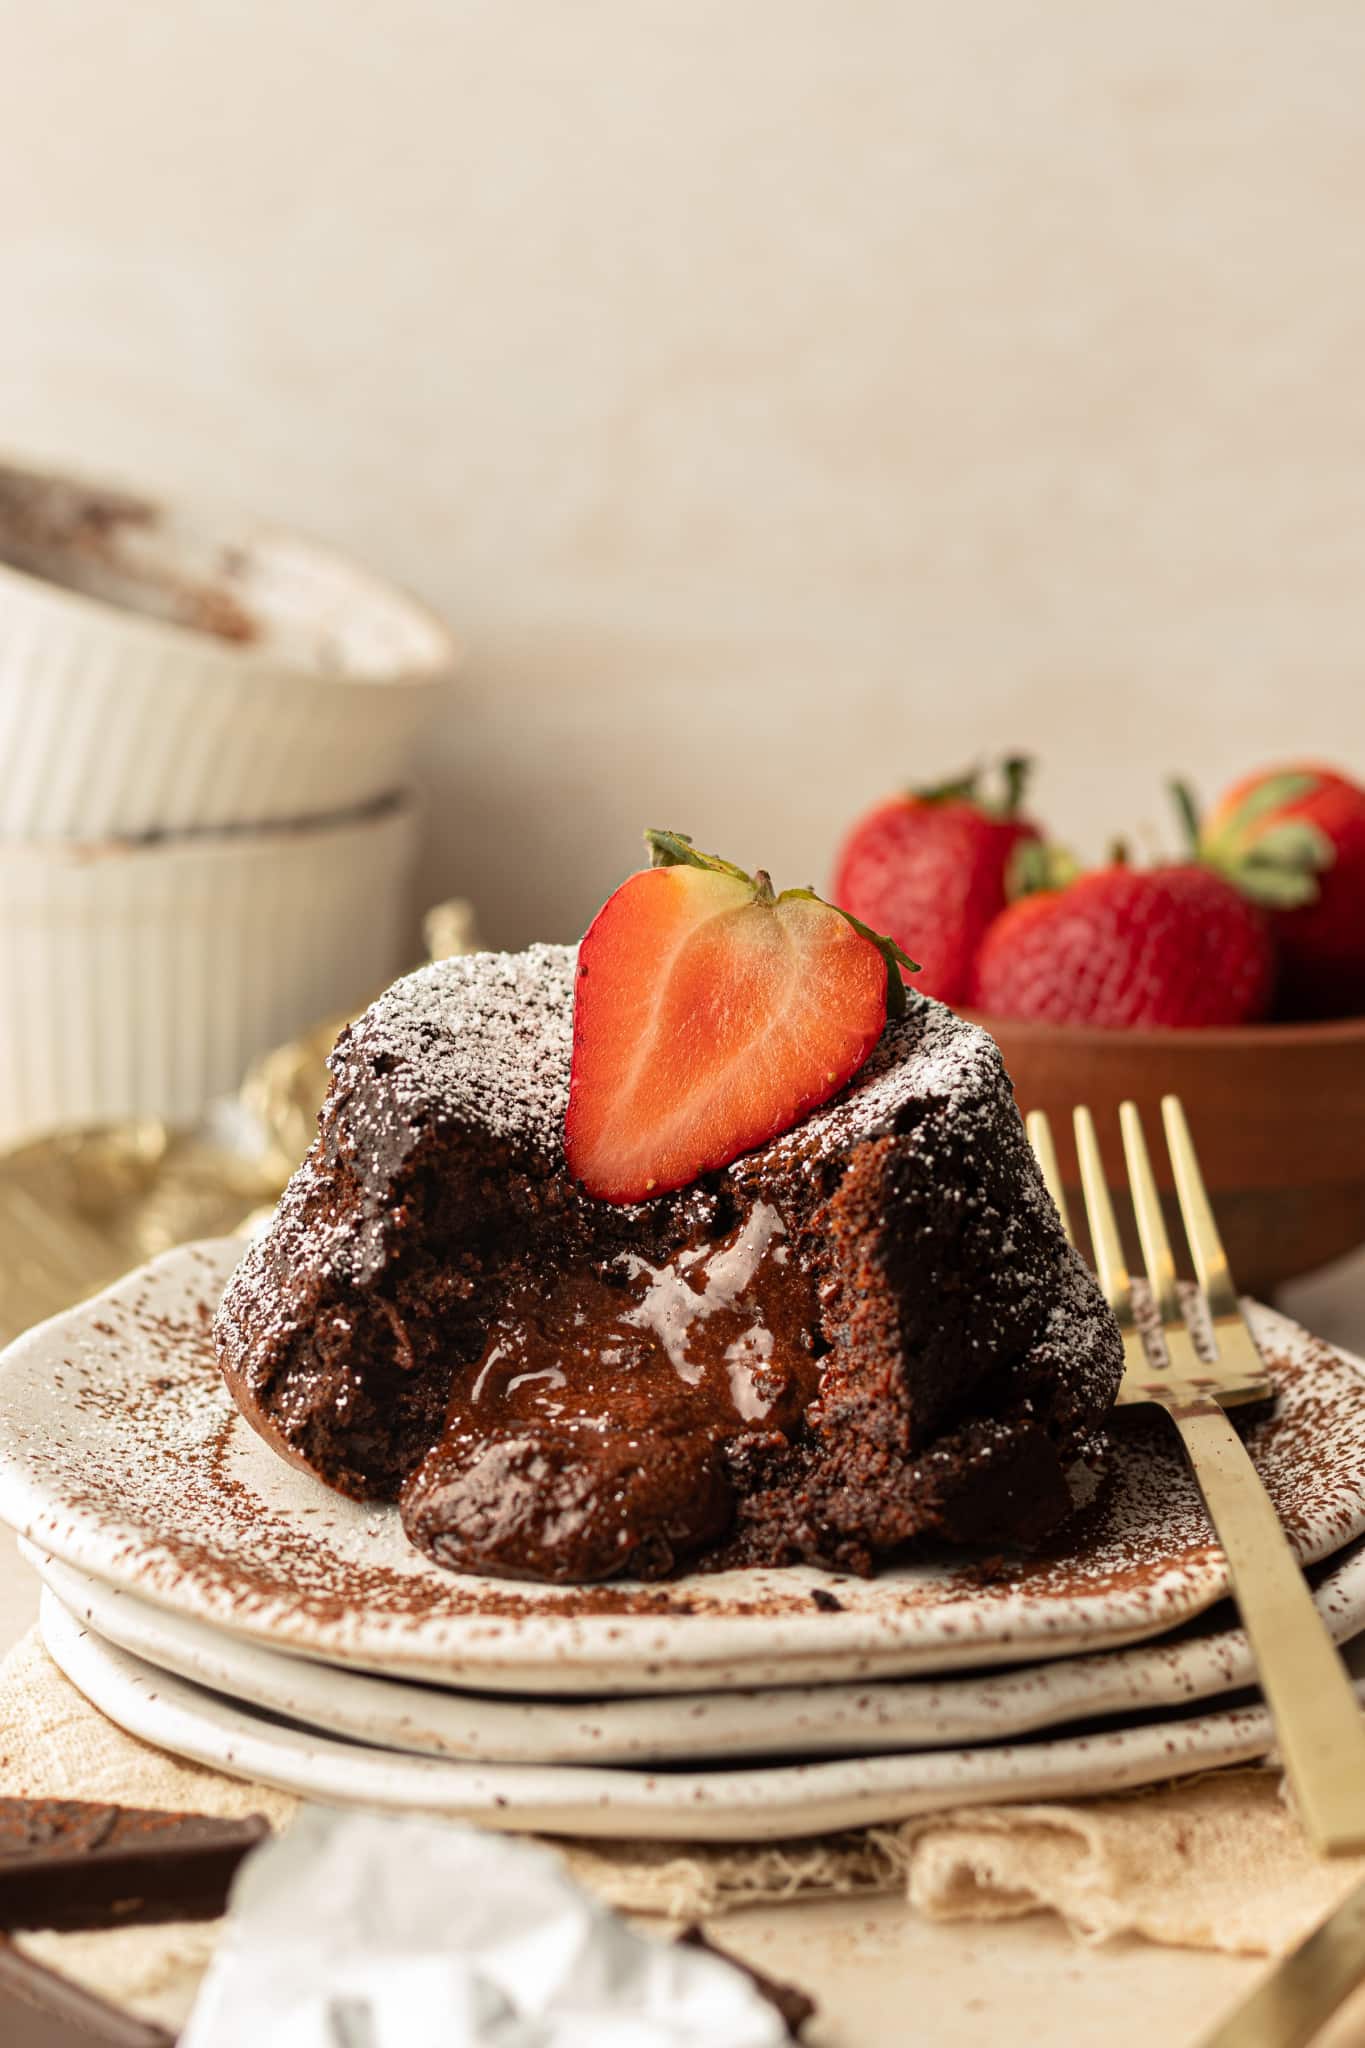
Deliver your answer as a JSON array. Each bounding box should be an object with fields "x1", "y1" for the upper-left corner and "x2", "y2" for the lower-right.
[
  {"x1": 829, "y1": 757, "x2": 1040, "y2": 1005},
  {"x1": 956, "y1": 766, "x2": 1365, "y2": 1295},
  {"x1": 970, "y1": 857, "x2": 1275, "y2": 1029},
  {"x1": 1196, "y1": 765, "x2": 1365, "y2": 1019}
]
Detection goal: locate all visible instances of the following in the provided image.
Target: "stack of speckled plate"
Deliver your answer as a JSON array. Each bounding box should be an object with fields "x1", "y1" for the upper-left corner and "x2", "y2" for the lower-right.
[{"x1": 5, "y1": 1239, "x2": 1365, "y2": 1842}]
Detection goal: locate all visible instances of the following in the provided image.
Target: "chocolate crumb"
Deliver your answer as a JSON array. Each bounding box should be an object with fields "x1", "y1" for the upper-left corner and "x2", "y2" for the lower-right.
[{"x1": 677, "y1": 1923, "x2": 816, "y2": 2037}]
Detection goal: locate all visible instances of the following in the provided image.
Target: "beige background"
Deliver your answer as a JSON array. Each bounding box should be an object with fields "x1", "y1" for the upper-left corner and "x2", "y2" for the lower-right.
[
  {"x1": 7, "y1": 21, "x2": 1365, "y2": 2040},
  {"x1": 4, "y1": 0, "x2": 1364, "y2": 950}
]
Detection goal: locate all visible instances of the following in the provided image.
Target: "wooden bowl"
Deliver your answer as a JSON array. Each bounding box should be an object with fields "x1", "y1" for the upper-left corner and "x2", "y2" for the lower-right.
[{"x1": 962, "y1": 1011, "x2": 1365, "y2": 1299}]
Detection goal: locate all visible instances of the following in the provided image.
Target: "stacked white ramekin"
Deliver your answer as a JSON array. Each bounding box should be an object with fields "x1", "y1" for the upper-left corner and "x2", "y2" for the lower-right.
[{"x1": 0, "y1": 457, "x2": 455, "y2": 1145}]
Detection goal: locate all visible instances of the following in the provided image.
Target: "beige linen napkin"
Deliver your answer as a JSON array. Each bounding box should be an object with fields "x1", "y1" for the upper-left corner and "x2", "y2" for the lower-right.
[{"x1": 4, "y1": 1628, "x2": 1364, "y2": 2029}]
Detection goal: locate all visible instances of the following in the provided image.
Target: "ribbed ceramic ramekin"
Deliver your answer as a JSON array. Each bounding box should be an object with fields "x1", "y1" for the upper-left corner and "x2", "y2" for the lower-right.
[
  {"x1": 0, "y1": 797, "x2": 418, "y2": 1146},
  {"x1": 0, "y1": 458, "x2": 456, "y2": 839}
]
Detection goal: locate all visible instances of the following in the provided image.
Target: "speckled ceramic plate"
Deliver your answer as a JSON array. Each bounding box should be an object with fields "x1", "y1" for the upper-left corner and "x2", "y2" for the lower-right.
[
  {"x1": 5, "y1": 1240, "x2": 1365, "y2": 1697},
  {"x1": 27, "y1": 1539, "x2": 1365, "y2": 1765},
  {"x1": 43, "y1": 1592, "x2": 1348, "y2": 1843}
]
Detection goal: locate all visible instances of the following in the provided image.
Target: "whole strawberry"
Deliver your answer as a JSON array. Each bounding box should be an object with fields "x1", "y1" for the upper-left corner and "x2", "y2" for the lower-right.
[
  {"x1": 830, "y1": 757, "x2": 1041, "y2": 1005},
  {"x1": 1197, "y1": 765, "x2": 1365, "y2": 1018},
  {"x1": 971, "y1": 861, "x2": 1275, "y2": 1029}
]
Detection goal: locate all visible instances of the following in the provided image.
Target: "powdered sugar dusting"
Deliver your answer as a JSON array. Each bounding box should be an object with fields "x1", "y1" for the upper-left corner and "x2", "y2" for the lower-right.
[
  {"x1": 335, "y1": 942, "x2": 1003, "y2": 1170},
  {"x1": 334, "y1": 943, "x2": 578, "y2": 1156},
  {"x1": 772, "y1": 990, "x2": 1001, "y2": 1158}
]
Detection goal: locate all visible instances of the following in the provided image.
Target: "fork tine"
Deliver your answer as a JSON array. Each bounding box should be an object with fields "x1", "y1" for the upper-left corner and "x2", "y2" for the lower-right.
[
  {"x1": 1162, "y1": 1095, "x2": 1239, "y2": 1321},
  {"x1": 1162, "y1": 1093, "x2": 1269, "y2": 1400},
  {"x1": 1118, "y1": 1101, "x2": 1181, "y2": 1324},
  {"x1": 1120, "y1": 1100, "x2": 1206, "y2": 1378},
  {"x1": 1025, "y1": 1110, "x2": 1073, "y2": 1246},
  {"x1": 1073, "y1": 1107, "x2": 1131, "y2": 1316}
]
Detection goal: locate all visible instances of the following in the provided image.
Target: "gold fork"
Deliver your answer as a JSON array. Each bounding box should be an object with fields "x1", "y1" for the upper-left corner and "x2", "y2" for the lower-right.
[{"x1": 1027, "y1": 1094, "x2": 1365, "y2": 1858}]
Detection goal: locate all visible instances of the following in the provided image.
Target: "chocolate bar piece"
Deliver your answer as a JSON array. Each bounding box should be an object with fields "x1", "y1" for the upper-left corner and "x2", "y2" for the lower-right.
[
  {"x1": 0, "y1": 1799, "x2": 269, "y2": 1932},
  {"x1": 0, "y1": 1936, "x2": 175, "y2": 2048},
  {"x1": 677, "y1": 1924, "x2": 816, "y2": 2038}
]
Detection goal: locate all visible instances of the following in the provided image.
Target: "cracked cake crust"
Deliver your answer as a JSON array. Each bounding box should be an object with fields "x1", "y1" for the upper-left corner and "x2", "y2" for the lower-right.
[{"x1": 216, "y1": 944, "x2": 1122, "y2": 1581}]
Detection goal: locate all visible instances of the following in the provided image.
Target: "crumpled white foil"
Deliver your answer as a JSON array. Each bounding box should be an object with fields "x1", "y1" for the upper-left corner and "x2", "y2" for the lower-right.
[{"x1": 179, "y1": 1808, "x2": 790, "y2": 2048}]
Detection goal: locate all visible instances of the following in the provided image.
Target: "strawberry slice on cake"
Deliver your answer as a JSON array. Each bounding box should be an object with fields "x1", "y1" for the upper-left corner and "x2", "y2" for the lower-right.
[{"x1": 566, "y1": 830, "x2": 917, "y2": 1202}]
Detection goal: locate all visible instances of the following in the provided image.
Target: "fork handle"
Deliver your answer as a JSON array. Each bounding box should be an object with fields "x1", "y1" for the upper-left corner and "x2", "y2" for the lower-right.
[
  {"x1": 1169, "y1": 1395, "x2": 1365, "y2": 1857},
  {"x1": 1197, "y1": 1870, "x2": 1365, "y2": 2048}
]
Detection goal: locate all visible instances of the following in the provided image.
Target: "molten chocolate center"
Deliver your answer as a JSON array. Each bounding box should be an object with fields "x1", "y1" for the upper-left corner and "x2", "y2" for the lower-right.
[{"x1": 399, "y1": 1202, "x2": 821, "y2": 1581}]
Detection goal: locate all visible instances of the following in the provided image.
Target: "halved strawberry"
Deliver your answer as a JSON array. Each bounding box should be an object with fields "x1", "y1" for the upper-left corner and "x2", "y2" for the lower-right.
[{"x1": 565, "y1": 830, "x2": 918, "y2": 1204}]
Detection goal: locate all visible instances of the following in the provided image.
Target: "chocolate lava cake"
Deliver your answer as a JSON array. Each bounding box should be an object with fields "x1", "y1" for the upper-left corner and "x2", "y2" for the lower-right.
[{"x1": 216, "y1": 945, "x2": 1122, "y2": 1583}]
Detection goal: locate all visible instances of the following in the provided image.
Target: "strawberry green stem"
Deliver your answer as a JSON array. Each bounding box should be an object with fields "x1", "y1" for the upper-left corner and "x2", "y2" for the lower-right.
[
  {"x1": 1006, "y1": 839, "x2": 1079, "y2": 899},
  {"x1": 646, "y1": 828, "x2": 752, "y2": 886},
  {"x1": 1167, "y1": 774, "x2": 1331, "y2": 909},
  {"x1": 911, "y1": 765, "x2": 981, "y2": 805},
  {"x1": 644, "y1": 827, "x2": 921, "y2": 1013},
  {"x1": 1000, "y1": 755, "x2": 1031, "y2": 818},
  {"x1": 910, "y1": 754, "x2": 1032, "y2": 819},
  {"x1": 1169, "y1": 779, "x2": 1203, "y2": 857}
]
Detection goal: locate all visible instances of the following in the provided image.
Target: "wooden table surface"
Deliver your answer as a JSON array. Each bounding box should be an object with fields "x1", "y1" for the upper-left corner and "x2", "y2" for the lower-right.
[{"x1": 4, "y1": 1247, "x2": 1365, "y2": 2047}]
